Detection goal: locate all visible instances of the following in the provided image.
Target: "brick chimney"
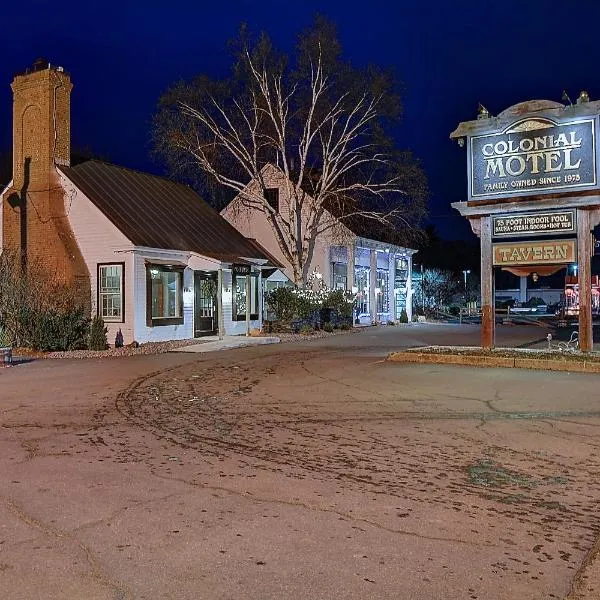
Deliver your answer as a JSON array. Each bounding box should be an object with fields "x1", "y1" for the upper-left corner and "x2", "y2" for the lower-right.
[{"x1": 3, "y1": 59, "x2": 89, "y2": 294}]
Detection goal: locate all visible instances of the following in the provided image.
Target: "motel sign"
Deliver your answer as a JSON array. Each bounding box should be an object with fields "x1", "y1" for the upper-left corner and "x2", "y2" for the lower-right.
[{"x1": 451, "y1": 97, "x2": 600, "y2": 352}]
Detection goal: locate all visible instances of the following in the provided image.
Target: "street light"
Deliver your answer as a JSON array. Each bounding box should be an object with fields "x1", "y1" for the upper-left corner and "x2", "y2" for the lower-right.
[{"x1": 463, "y1": 269, "x2": 471, "y2": 299}]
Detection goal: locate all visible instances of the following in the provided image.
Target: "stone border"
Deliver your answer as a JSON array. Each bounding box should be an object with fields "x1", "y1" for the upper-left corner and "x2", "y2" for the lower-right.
[{"x1": 387, "y1": 347, "x2": 600, "y2": 373}]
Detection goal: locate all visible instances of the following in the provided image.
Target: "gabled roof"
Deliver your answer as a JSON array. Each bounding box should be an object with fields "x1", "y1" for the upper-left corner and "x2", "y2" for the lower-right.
[
  {"x1": 59, "y1": 160, "x2": 275, "y2": 264},
  {"x1": 229, "y1": 163, "x2": 416, "y2": 251}
]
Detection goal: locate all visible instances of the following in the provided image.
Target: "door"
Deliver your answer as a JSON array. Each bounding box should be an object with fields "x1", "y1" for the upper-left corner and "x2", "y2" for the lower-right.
[{"x1": 194, "y1": 272, "x2": 217, "y2": 336}]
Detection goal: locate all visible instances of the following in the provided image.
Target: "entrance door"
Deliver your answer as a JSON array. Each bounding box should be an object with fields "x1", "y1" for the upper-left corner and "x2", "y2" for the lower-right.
[{"x1": 194, "y1": 272, "x2": 217, "y2": 336}]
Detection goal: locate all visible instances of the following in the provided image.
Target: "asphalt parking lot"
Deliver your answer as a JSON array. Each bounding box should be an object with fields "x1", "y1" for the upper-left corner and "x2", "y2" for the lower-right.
[{"x1": 1, "y1": 323, "x2": 599, "y2": 599}]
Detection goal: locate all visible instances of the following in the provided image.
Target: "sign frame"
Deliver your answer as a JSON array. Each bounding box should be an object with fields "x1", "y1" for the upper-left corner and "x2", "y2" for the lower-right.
[
  {"x1": 467, "y1": 116, "x2": 599, "y2": 202},
  {"x1": 232, "y1": 263, "x2": 252, "y2": 276},
  {"x1": 492, "y1": 238, "x2": 577, "y2": 267},
  {"x1": 492, "y1": 209, "x2": 576, "y2": 238}
]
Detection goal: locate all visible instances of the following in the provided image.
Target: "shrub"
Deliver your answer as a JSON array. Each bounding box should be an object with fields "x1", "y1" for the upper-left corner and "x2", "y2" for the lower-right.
[
  {"x1": 387, "y1": 320, "x2": 396, "y2": 326},
  {"x1": 323, "y1": 322, "x2": 334, "y2": 332},
  {"x1": 399, "y1": 309, "x2": 409, "y2": 323},
  {"x1": 0, "y1": 325, "x2": 11, "y2": 347},
  {"x1": 266, "y1": 287, "x2": 297, "y2": 323},
  {"x1": 299, "y1": 324, "x2": 313, "y2": 335},
  {"x1": 27, "y1": 308, "x2": 90, "y2": 352},
  {"x1": 339, "y1": 322, "x2": 352, "y2": 331},
  {"x1": 0, "y1": 250, "x2": 90, "y2": 351},
  {"x1": 323, "y1": 289, "x2": 355, "y2": 319},
  {"x1": 88, "y1": 315, "x2": 108, "y2": 350}
]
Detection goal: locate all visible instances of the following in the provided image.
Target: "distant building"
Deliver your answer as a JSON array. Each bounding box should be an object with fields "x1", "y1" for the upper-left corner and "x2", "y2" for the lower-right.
[
  {"x1": 0, "y1": 61, "x2": 280, "y2": 344},
  {"x1": 221, "y1": 165, "x2": 417, "y2": 323}
]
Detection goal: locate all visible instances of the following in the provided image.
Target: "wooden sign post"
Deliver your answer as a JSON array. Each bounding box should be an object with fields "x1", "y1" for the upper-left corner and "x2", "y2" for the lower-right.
[{"x1": 451, "y1": 98, "x2": 600, "y2": 352}]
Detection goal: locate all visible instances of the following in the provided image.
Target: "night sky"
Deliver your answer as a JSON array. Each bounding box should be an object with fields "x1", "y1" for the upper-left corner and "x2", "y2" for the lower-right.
[{"x1": 2, "y1": 0, "x2": 600, "y2": 240}]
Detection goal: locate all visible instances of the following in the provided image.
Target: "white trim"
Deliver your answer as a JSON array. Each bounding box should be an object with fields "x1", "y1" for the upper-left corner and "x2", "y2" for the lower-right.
[{"x1": 0, "y1": 179, "x2": 13, "y2": 198}]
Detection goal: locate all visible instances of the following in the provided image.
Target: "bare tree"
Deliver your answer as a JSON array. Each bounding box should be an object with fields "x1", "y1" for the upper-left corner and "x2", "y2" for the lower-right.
[{"x1": 153, "y1": 19, "x2": 427, "y2": 285}]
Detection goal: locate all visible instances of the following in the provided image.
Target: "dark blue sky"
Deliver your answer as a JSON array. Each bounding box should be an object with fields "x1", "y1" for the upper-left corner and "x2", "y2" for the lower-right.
[{"x1": 2, "y1": 0, "x2": 600, "y2": 239}]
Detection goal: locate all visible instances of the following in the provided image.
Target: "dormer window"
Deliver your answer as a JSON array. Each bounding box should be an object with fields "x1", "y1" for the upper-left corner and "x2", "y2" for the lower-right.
[{"x1": 264, "y1": 188, "x2": 279, "y2": 212}]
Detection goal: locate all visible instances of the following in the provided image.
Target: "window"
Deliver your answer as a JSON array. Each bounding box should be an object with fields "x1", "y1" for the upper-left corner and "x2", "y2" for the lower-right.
[
  {"x1": 331, "y1": 263, "x2": 347, "y2": 290},
  {"x1": 376, "y1": 269, "x2": 389, "y2": 314},
  {"x1": 354, "y1": 266, "x2": 369, "y2": 315},
  {"x1": 234, "y1": 273, "x2": 259, "y2": 320},
  {"x1": 264, "y1": 188, "x2": 279, "y2": 212},
  {"x1": 146, "y1": 265, "x2": 184, "y2": 326},
  {"x1": 98, "y1": 263, "x2": 124, "y2": 322}
]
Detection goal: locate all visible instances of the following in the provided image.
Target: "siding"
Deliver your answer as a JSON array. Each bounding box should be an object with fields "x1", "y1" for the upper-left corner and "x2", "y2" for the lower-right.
[
  {"x1": 61, "y1": 173, "x2": 136, "y2": 344},
  {"x1": 132, "y1": 253, "x2": 194, "y2": 343},
  {"x1": 222, "y1": 166, "x2": 354, "y2": 285}
]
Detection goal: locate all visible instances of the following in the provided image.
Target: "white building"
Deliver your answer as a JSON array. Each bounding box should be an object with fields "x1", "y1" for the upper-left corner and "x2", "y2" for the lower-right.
[{"x1": 222, "y1": 165, "x2": 417, "y2": 323}]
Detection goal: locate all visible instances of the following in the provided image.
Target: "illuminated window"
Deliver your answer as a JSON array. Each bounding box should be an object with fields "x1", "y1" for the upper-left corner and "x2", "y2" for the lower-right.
[
  {"x1": 146, "y1": 265, "x2": 183, "y2": 326},
  {"x1": 98, "y1": 263, "x2": 124, "y2": 322},
  {"x1": 354, "y1": 266, "x2": 369, "y2": 314},
  {"x1": 234, "y1": 274, "x2": 259, "y2": 320},
  {"x1": 331, "y1": 263, "x2": 347, "y2": 290},
  {"x1": 376, "y1": 269, "x2": 389, "y2": 314}
]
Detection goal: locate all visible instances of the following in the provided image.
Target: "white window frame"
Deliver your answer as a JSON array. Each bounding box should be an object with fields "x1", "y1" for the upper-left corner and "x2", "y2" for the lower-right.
[{"x1": 98, "y1": 263, "x2": 124, "y2": 322}]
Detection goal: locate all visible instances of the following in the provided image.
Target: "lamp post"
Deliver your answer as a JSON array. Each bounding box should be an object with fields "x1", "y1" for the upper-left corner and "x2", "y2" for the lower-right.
[{"x1": 462, "y1": 269, "x2": 471, "y2": 301}]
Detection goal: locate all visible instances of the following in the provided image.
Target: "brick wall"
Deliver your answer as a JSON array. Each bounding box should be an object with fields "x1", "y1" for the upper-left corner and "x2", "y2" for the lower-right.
[{"x1": 2, "y1": 63, "x2": 90, "y2": 301}]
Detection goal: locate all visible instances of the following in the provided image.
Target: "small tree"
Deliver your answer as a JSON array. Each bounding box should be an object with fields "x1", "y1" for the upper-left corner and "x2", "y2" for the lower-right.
[{"x1": 88, "y1": 315, "x2": 108, "y2": 350}]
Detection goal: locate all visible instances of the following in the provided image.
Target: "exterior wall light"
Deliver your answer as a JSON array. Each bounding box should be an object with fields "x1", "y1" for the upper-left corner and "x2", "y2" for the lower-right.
[{"x1": 577, "y1": 90, "x2": 590, "y2": 104}]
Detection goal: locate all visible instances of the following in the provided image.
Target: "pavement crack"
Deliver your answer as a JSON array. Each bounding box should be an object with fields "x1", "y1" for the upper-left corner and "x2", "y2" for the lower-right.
[{"x1": 1, "y1": 495, "x2": 133, "y2": 600}]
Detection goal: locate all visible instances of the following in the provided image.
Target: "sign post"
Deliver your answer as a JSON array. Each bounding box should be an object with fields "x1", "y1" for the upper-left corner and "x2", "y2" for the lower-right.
[
  {"x1": 451, "y1": 98, "x2": 600, "y2": 352},
  {"x1": 480, "y1": 216, "x2": 494, "y2": 349}
]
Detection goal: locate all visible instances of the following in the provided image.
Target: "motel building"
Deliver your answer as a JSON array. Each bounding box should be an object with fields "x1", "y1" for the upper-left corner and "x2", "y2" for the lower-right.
[{"x1": 221, "y1": 164, "x2": 418, "y2": 324}]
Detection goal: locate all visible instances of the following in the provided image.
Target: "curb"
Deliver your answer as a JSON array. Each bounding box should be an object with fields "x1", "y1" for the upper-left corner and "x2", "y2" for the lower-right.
[{"x1": 387, "y1": 350, "x2": 600, "y2": 373}]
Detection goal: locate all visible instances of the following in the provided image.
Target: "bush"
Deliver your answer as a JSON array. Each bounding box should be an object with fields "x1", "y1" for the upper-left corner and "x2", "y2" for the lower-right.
[
  {"x1": 0, "y1": 250, "x2": 90, "y2": 351},
  {"x1": 88, "y1": 315, "x2": 108, "y2": 350},
  {"x1": 299, "y1": 324, "x2": 313, "y2": 335},
  {"x1": 323, "y1": 289, "x2": 355, "y2": 320},
  {"x1": 323, "y1": 322, "x2": 334, "y2": 332},
  {"x1": 266, "y1": 287, "x2": 297, "y2": 323},
  {"x1": 27, "y1": 308, "x2": 90, "y2": 352},
  {"x1": 0, "y1": 325, "x2": 11, "y2": 347},
  {"x1": 339, "y1": 322, "x2": 352, "y2": 330},
  {"x1": 399, "y1": 309, "x2": 409, "y2": 323}
]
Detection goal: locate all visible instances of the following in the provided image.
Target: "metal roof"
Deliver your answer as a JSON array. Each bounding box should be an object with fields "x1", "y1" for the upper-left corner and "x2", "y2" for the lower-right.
[{"x1": 59, "y1": 160, "x2": 275, "y2": 264}]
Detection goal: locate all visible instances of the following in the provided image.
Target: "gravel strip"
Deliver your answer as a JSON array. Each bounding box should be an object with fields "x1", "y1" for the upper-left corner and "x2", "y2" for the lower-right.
[
  {"x1": 44, "y1": 339, "x2": 202, "y2": 359},
  {"x1": 266, "y1": 328, "x2": 362, "y2": 343},
  {"x1": 31, "y1": 328, "x2": 362, "y2": 359}
]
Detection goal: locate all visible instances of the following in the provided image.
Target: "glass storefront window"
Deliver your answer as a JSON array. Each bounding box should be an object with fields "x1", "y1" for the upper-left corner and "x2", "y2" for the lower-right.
[
  {"x1": 394, "y1": 258, "x2": 409, "y2": 318},
  {"x1": 234, "y1": 274, "x2": 259, "y2": 320},
  {"x1": 146, "y1": 265, "x2": 183, "y2": 325},
  {"x1": 376, "y1": 269, "x2": 389, "y2": 314},
  {"x1": 355, "y1": 266, "x2": 369, "y2": 314},
  {"x1": 331, "y1": 263, "x2": 347, "y2": 290}
]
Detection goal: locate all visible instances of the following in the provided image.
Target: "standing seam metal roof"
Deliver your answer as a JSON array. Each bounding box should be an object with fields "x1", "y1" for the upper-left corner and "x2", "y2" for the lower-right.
[{"x1": 59, "y1": 160, "x2": 276, "y2": 263}]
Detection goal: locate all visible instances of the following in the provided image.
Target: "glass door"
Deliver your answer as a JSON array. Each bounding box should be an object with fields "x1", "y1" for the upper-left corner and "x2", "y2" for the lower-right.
[{"x1": 194, "y1": 272, "x2": 217, "y2": 336}]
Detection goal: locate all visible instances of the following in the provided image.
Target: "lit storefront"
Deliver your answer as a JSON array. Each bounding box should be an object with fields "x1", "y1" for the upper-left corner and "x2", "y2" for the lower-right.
[{"x1": 329, "y1": 241, "x2": 416, "y2": 324}]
